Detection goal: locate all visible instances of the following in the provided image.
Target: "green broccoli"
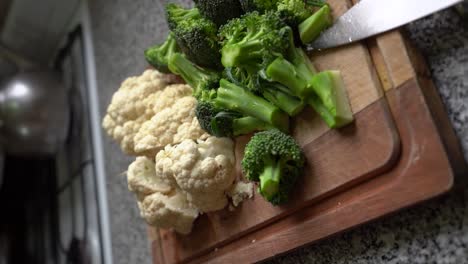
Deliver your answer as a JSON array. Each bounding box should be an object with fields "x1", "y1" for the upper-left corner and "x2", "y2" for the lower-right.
[
  {"x1": 218, "y1": 11, "x2": 290, "y2": 68},
  {"x1": 193, "y1": 0, "x2": 244, "y2": 26},
  {"x1": 196, "y1": 100, "x2": 274, "y2": 137},
  {"x1": 298, "y1": 4, "x2": 333, "y2": 44},
  {"x1": 168, "y1": 53, "x2": 220, "y2": 98},
  {"x1": 242, "y1": 129, "x2": 305, "y2": 205},
  {"x1": 264, "y1": 27, "x2": 317, "y2": 99},
  {"x1": 239, "y1": 0, "x2": 278, "y2": 13},
  {"x1": 225, "y1": 67, "x2": 304, "y2": 116},
  {"x1": 264, "y1": 28, "x2": 353, "y2": 127},
  {"x1": 307, "y1": 71, "x2": 354, "y2": 128},
  {"x1": 215, "y1": 79, "x2": 289, "y2": 132},
  {"x1": 165, "y1": 3, "x2": 221, "y2": 69},
  {"x1": 144, "y1": 32, "x2": 179, "y2": 73},
  {"x1": 277, "y1": 0, "x2": 312, "y2": 27}
]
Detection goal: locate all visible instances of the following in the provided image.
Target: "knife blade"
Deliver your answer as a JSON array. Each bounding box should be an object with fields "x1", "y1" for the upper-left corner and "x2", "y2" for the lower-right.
[{"x1": 307, "y1": 0, "x2": 463, "y2": 50}]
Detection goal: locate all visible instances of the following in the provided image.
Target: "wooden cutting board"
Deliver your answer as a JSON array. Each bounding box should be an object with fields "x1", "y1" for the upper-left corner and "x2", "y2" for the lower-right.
[{"x1": 149, "y1": 1, "x2": 467, "y2": 263}]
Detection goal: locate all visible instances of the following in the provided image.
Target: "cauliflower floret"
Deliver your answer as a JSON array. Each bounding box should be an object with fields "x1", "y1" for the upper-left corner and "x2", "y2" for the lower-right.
[
  {"x1": 228, "y1": 181, "x2": 254, "y2": 207},
  {"x1": 155, "y1": 136, "x2": 236, "y2": 212},
  {"x1": 127, "y1": 156, "x2": 198, "y2": 234},
  {"x1": 102, "y1": 69, "x2": 195, "y2": 155},
  {"x1": 139, "y1": 192, "x2": 199, "y2": 235},
  {"x1": 127, "y1": 156, "x2": 174, "y2": 201},
  {"x1": 134, "y1": 96, "x2": 209, "y2": 157}
]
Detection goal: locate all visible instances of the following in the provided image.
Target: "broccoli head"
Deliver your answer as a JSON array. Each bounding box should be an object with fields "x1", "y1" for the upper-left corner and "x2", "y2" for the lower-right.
[
  {"x1": 144, "y1": 32, "x2": 179, "y2": 73},
  {"x1": 239, "y1": 0, "x2": 278, "y2": 12},
  {"x1": 168, "y1": 53, "x2": 220, "y2": 98},
  {"x1": 194, "y1": 0, "x2": 244, "y2": 26},
  {"x1": 218, "y1": 11, "x2": 290, "y2": 68},
  {"x1": 166, "y1": 3, "x2": 221, "y2": 69},
  {"x1": 277, "y1": 0, "x2": 313, "y2": 26},
  {"x1": 242, "y1": 129, "x2": 304, "y2": 205}
]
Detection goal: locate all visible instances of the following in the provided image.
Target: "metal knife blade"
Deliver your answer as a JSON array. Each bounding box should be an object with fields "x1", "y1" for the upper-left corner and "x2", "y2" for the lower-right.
[{"x1": 307, "y1": 0, "x2": 463, "y2": 50}]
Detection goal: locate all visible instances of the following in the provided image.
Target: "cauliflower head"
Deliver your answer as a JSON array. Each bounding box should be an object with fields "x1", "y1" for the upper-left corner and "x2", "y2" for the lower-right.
[
  {"x1": 103, "y1": 69, "x2": 208, "y2": 156},
  {"x1": 155, "y1": 136, "x2": 236, "y2": 212},
  {"x1": 127, "y1": 156, "x2": 199, "y2": 235}
]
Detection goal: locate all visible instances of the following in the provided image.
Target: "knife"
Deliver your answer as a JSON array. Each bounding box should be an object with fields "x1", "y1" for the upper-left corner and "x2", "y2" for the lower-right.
[{"x1": 307, "y1": 0, "x2": 464, "y2": 50}]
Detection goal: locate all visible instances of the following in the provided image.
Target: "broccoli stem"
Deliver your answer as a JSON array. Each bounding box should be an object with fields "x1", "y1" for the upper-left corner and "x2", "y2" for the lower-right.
[
  {"x1": 168, "y1": 53, "x2": 218, "y2": 96},
  {"x1": 232, "y1": 116, "x2": 275, "y2": 136},
  {"x1": 262, "y1": 84, "x2": 305, "y2": 116},
  {"x1": 265, "y1": 57, "x2": 312, "y2": 98},
  {"x1": 259, "y1": 158, "x2": 283, "y2": 200},
  {"x1": 298, "y1": 4, "x2": 333, "y2": 44},
  {"x1": 307, "y1": 71, "x2": 354, "y2": 128},
  {"x1": 144, "y1": 32, "x2": 178, "y2": 73},
  {"x1": 215, "y1": 79, "x2": 289, "y2": 132},
  {"x1": 221, "y1": 40, "x2": 264, "y2": 67}
]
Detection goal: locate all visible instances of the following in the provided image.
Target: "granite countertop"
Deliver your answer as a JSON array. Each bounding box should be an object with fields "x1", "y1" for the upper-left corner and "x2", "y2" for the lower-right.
[{"x1": 89, "y1": 1, "x2": 468, "y2": 263}]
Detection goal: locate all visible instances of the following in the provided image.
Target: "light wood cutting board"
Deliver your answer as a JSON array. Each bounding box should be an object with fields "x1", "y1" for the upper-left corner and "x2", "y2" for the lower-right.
[{"x1": 149, "y1": 1, "x2": 467, "y2": 263}]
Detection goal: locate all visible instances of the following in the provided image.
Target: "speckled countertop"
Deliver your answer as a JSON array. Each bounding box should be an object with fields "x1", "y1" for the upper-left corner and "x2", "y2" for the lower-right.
[{"x1": 88, "y1": 1, "x2": 468, "y2": 263}]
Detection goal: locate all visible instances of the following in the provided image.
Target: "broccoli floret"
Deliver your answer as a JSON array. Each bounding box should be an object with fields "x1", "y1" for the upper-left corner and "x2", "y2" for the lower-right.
[
  {"x1": 195, "y1": 88, "x2": 278, "y2": 137},
  {"x1": 144, "y1": 32, "x2": 179, "y2": 73},
  {"x1": 194, "y1": 0, "x2": 244, "y2": 26},
  {"x1": 307, "y1": 71, "x2": 353, "y2": 128},
  {"x1": 242, "y1": 129, "x2": 304, "y2": 205},
  {"x1": 224, "y1": 67, "x2": 262, "y2": 93},
  {"x1": 219, "y1": 11, "x2": 290, "y2": 68},
  {"x1": 239, "y1": 0, "x2": 278, "y2": 12},
  {"x1": 277, "y1": 0, "x2": 312, "y2": 26},
  {"x1": 215, "y1": 79, "x2": 289, "y2": 132},
  {"x1": 166, "y1": 3, "x2": 221, "y2": 69},
  {"x1": 168, "y1": 53, "x2": 220, "y2": 98},
  {"x1": 298, "y1": 4, "x2": 333, "y2": 44}
]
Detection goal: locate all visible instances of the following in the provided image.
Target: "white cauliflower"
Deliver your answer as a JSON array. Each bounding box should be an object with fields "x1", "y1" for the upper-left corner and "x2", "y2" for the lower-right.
[
  {"x1": 127, "y1": 156, "x2": 173, "y2": 201},
  {"x1": 139, "y1": 192, "x2": 199, "y2": 235},
  {"x1": 102, "y1": 69, "x2": 208, "y2": 156},
  {"x1": 228, "y1": 181, "x2": 254, "y2": 207},
  {"x1": 127, "y1": 156, "x2": 199, "y2": 235},
  {"x1": 134, "y1": 96, "x2": 209, "y2": 157},
  {"x1": 155, "y1": 136, "x2": 236, "y2": 212}
]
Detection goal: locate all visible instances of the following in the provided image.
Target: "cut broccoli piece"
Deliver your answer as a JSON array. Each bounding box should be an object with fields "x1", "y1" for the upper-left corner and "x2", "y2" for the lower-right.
[
  {"x1": 144, "y1": 32, "x2": 179, "y2": 73},
  {"x1": 215, "y1": 79, "x2": 289, "y2": 132},
  {"x1": 261, "y1": 82, "x2": 305, "y2": 116},
  {"x1": 166, "y1": 3, "x2": 221, "y2": 69},
  {"x1": 196, "y1": 90, "x2": 277, "y2": 137},
  {"x1": 219, "y1": 11, "x2": 290, "y2": 68},
  {"x1": 193, "y1": 0, "x2": 244, "y2": 26},
  {"x1": 168, "y1": 53, "x2": 220, "y2": 98},
  {"x1": 277, "y1": 0, "x2": 312, "y2": 26},
  {"x1": 307, "y1": 71, "x2": 353, "y2": 128},
  {"x1": 299, "y1": 4, "x2": 333, "y2": 44},
  {"x1": 242, "y1": 129, "x2": 304, "y2": 205}
]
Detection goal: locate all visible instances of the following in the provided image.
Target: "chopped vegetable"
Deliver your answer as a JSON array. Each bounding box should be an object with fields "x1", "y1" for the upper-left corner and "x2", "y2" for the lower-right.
[
  {"x1": 166, "y1": 3, "x2": 221, "y2": 69},
  {"x1": 193, "y1": 0, "x2": 244, "y2": 26},
  {"x1": 168, "y1": 52, "x2": 220, "y2": 98},
  {"x1": 307, "y1": 71, "x2": 354, "y2": 128},
  {"x1": 298, "y1": 4, "x2": 333, "y2": 43},
  {"x1": 242, "y1": 129, "x2": 304, "y2": 205},
  {"x1": 144, "y1": 32, "x2": 179, "y2": 73}
]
